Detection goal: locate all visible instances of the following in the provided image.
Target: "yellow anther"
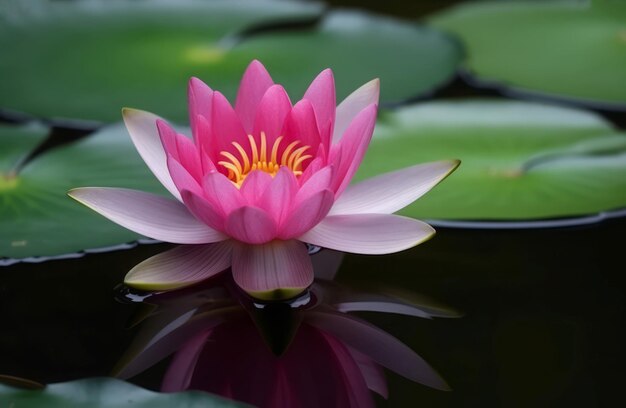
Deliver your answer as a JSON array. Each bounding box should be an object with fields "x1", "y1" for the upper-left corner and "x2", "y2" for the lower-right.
[{"x1": 219, "y1": 133, "x2": 312, "y2": 187}]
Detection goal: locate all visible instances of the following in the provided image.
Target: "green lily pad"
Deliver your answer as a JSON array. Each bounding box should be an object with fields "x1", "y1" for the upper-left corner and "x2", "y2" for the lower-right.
[
  {"x1": 429, "y1": 0, "x2": 626, "y2": 109},
  {"x1": 0, "y1": 123, "x2": 166, "y2": 261},
  {"x1": 356, "y1": 99, "x2": 626, "y2": 222},
  {"x1": 0, "y1": 377, "x2": 246, "y2": 407},
  {"x1": 0, "y1": 0, "x2": 460, "y2": 122}
]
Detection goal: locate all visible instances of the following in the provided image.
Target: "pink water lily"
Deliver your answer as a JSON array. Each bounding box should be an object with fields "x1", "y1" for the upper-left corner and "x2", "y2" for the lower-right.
[{"x1": 69, "y1": 60, "x2": 459, "y2": 299}]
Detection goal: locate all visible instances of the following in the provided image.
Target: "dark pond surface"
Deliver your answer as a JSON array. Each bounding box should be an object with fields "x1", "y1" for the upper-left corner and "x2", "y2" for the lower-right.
[{"x1": 1, "y1": 215, "x2": 625, "y2": 407}]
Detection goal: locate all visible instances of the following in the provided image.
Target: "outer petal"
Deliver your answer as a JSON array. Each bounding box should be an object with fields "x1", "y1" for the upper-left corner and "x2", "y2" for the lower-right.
[
  {"x1": 302, "y1": 68, "x2": 336, "y2": 148},
  {"x1": 307, "y1": 311, "x2": 450, "y2": 391},
  {"x1": 330, "y1": 104, "x2": 378, "y2": 197},
  {"x1": 68, "y1": 187, "x2": 226, "y2": 244},
  {"x1": 211, "y1": 91, "x2": 249, "y2": 161},
  {"x1": 122, "y1": 108, "x2": 181, "y2": 201},
  {"x1": 235, "y1": 59, "x2": 275, "y2": 133},
  {"x1": 225, "y1": 206, "x2": 278, "y2": 244},
  {"x1": 231, "y1": 240, "x2": 313, "y2": 300},
  {"x1": 181, "y1": 190, "x2": 228, "y2": 232},
  {"x1": 333, "y1": 79, "x2": 380, "y2": 143},
  {"x1": 329, "y1": 160, "x2": 460, "y2": 215},
  {"x1": 166, "y1": 155, "x2": 203, "y2": 198},
  {"x1": 280, "y1": 99, "x2": 321, "y2": 150},
  {"x1": 124, "y1": 242, "x2": 233, "y2": 290},
  {"x1": 299, "y1": 213, "x2": 434, "y2": 254}
]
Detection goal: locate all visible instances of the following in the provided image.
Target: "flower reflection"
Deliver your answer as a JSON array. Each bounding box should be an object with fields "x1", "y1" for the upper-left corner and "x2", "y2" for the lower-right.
[{"x1": 114, "y1": 249, "x2": 457, "y2": 408}]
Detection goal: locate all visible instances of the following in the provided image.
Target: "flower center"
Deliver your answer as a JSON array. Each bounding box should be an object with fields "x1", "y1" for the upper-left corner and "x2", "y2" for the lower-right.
[{"x1": 218, "y1": 132, "x2": 312, "y2": 187}]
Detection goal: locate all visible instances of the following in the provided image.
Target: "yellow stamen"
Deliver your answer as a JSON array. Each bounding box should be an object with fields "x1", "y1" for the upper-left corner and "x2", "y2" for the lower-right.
[{"x1": 219, "y1": 133, "x2": 313, "y2": 187}]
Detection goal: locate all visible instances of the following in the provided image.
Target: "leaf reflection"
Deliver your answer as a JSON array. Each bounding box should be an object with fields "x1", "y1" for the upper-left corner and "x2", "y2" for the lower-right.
[{"x1": 114, "y1": 248, "x2": 458, "y2": 408}]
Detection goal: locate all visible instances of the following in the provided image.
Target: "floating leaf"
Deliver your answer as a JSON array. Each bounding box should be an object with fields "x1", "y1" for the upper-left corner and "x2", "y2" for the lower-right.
[
  {"x1": 0, "y1": 123, "x2": 166, "y2": 261},
  {"x1": 0, "y1": 377, "x2": 247, "y2": 407},
  {"x1": 429, "y1": 0, "x2": 626, "y2": 109},
  {"x1": 356, "y1": 100, "x2": 626, "y2": 222},
  {"x1": 0, "y1": 0, "x2": 460, "y2": 122}
]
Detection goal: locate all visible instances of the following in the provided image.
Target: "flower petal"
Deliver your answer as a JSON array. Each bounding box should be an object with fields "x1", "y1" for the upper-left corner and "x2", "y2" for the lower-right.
[
  {"x1": 211, "y1": 91, "x2": 249, "y2": 159},
  {"x1": 166, "y1": 155, "x2": 203, "y2": 197},
  {"x1": 122, "y1": 108, "x2": 181, "y2": 201},
  {"x1": 330, "y1": 160, "x2": 461, "y2": 215},
  {"x1": 303, "y1": 68, "x2": 336, "y2": 148},
  {"x1": 280, "y1": 99, "x2": 321, "y2": 151},
  {"x1": 188, "y1": 77, "x2": 213, "y2": 145},
  {"x1": 231, "y1": 240, "x2": 313, "y2": 299},
  {"x1": 330, "y1": 104, "x2": 378, "y2": 197},
  {"x1": 124, "y1": 242, "x2": 233, "y2": 290},
  {"x1": 225, "y1": 206, "x2": 277, "y2": 244},
  {"x1": 280, "y1": 189, "x2": 334, "y2": 239},
  {"x1": 180, "y1": 189, "x2": 226, "y2": 231},
  {"x1": 202, "y1": 172, "x2": 246, "y2": 216},
  {"x1": 258, "y1": 166, "x2": 297, "y2": 225},
  {"x1": 68, "y1": 187, "x2": 226, "y2": 244},
  {"x1": 235, "y1": 59, "x2": 275, "y2": 133},
  {"x1": 299, "y1": 213, "x2": 434, "y2": 254},
  {"x1": 333, "y1": 78, "x2": 380, "y2": 143},
  {"x1": 307, "y1": 311, "x2": 450, "y2": 391},
  {"x1": 156, "y1": 119, "x2": 202, "y2": 181},
  {"x1": 252, "y1": 84, "x2": 292, "y2": 143},
  {"x1": 240, "y1": 170, "x2": 274, "y2": 204}
]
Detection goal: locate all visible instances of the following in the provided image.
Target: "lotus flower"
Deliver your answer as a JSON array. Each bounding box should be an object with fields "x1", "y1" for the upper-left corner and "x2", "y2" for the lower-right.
[{"x1": 69, "y1": 60, "x2": 458, "y2": 299}]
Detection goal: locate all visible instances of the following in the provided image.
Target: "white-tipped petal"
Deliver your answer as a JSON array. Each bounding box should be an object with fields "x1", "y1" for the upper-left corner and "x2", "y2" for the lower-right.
[
  {"x1": 333, "y1": 79, "x2": 380, "y2": 143},
  {"x1": 122, "y1": 108, "x2": 181, "y2": 201},
  {"x1": 299, "y1": 214, "x2": 435, "y2": 254},
  {"x1": 125, "y1": 242, "x2": 233, "y2": 291},
  {"x1": 330, "y1": 160, "x2": 460, "y2": 215},
  {"x1": 68, "y1": 187, "x2": 226, "y2": 244}
]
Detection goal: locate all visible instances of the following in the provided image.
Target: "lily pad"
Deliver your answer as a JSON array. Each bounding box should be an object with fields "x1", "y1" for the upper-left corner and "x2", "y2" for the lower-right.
[
  {"x1": 429, "y1": 0, "x2": 626, "y2": 109},
  {"x1": 0, "y1": 123, "x2": 166, "y2": 261},
  {"x1": 0, "y1": 377, "x2": 246, "y2": 407},
  {"x1": 356, "y1": 100, "x2": 626, "y2": 222},
  {"x1": 0, "y1": 0, "x2": 460, "y2": 122}
]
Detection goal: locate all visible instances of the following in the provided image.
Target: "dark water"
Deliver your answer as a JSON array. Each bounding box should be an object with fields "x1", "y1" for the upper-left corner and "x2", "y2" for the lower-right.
[{"x1": 2, "y1": 216, "x2": 624, "y2": 407}]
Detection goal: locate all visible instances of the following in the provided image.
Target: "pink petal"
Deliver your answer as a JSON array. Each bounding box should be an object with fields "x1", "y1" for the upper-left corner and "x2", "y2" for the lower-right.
[
  {"x1": 303, "y1": 68, "x2": 336, "y2": 149},
  {"x1": 299, "y1": 213, "x2": 435, "y2": 254},
  {"x1": 240, "y1": 170, "x2": 273, "y2": 204},
  {"x1": 166, "y1": 155, "x2": 203, "y2": 197},
  {"x1": 122, "y1": 108, "x2": 181, "y2": 201},
  {"x1": 124, "y1": 242, "x2": 233, "y2": 290},
  {"x1": 156, "y1": 119, "x2": 202, "y2": 181},
  {"x1": 68, "y1": 188, "x2": 226, "y2": 244},
  {"x1": 225, "y1": 206, "x2": 278, "y2": 244},
  {"x1": 202, "y1": 172, "x2": 246, "y2": 216},
  {"x1": 279, "y1": 189, "x2": 334, "y2": 239},
  {"x1": 188, "y1": 77, "x2": 214, "y2": 145},
  {"x1": 294, "y1": 165, "x2": 333, "y2": 204},
  {"x1": 180, "y1": 189, "x2": 227, "y2": 231},
  {"x1": 211, "y1": 91, "x2": 249, "y2": 160},
  {"x1": 333, "y1": 79, "x2": 380, "y2": 143},
  {"x1": 306, "y1": 311, "x2": 450, "y2": 390},
  {"x1": 330, "y1": 160, "x2": 461, "y2": 215},
  {"x1": 280, "y1": 99, "x2": 321, "y2": 151},
  {"x1": 298, "y1": 155, "x2": 324, "y2": 186},
  {"x1": 235, "y1": 60, "x2": 275, "y2": 133},
  {"x1": 330, "y1": 104, "x2": 378, "y2": 197},
  {"x1": 252, "y1": 84, "x2": 292, "y2": 143},
  {"x1": 258, "y1": 166, "x2": 297, "y2": 225},
  {"x1": 231, "y1": 240, "x2": 313, "y2": 299}
]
